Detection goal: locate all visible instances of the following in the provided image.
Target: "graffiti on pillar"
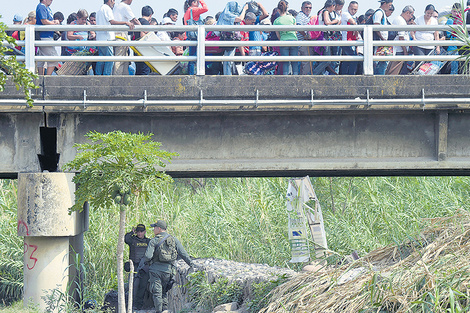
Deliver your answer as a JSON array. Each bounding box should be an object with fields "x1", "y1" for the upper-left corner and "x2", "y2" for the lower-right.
[
  {"x1": 18, "y1": 220, "x2": 38, "y2": 270},
  {"x1": 17, "y1": 220, "x2": 30, "y2": 236},
  {"x1": 24, "y1": 243, "x2": 38, "y2": 270}
]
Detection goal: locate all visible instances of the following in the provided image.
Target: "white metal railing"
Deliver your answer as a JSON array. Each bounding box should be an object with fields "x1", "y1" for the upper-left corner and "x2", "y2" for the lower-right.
[{"x1": 4, "y1": 24, "x2": 467, "y2": 76}]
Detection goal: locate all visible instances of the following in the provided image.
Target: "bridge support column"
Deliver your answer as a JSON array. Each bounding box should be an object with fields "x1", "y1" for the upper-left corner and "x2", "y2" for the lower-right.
[
  {"x1": 437, "y1": 111, "x2": 448, "y2": 161},
  {"x1": 17, "y1": 173, "x2": 88, "y2": 312}
]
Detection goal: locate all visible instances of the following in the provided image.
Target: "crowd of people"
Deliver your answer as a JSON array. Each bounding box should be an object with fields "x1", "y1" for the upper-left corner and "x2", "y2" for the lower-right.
[{"x1": 6, "y1": 0, "x2": 470, "y2": 76}]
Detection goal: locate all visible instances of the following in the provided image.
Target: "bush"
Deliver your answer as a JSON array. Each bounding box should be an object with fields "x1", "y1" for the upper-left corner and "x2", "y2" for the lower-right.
[{"x1": 186, "y1": 271, "x2": 243, "y2": 310}]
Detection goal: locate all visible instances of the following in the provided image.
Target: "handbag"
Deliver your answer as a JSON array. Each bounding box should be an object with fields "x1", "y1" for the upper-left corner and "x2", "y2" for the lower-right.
[
  {"x1": 186, "y1": 9, "x2": 203, "y2": 40},
  {"x1": 328, "y1": 31, "x2": 342, "y2": 41},
  {"x1": 375, "y1": 46, "x2": 393, "y2": 56}
]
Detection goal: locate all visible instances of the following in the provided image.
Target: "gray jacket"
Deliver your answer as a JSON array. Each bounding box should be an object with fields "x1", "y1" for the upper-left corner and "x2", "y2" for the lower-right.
[{"x1": 143, "y1": 231, "x2": 193, "y2": 273}]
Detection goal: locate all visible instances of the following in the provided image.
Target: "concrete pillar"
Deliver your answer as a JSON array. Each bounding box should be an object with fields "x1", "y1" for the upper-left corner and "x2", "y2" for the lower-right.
[
  {"x1": 23, "y1": 237, "x2": 69, "y2": 307},
  {"x1": 17, "y1": 172, "x2": 88, "y2": 312}
]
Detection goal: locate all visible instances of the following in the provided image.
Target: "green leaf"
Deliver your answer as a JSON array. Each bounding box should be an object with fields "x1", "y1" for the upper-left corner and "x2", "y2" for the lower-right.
[
  {"x1": 63, "y1": 131, "x2": 178, "y2": 213},
  {"x1": 0, "y1": 18, "x2": 39, "y2": 107}
]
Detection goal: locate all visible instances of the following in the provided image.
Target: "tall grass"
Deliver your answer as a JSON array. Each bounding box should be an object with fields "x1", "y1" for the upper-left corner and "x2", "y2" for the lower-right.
[
  {"x1": 1, "y1": 176, "x2": 467, "y2": 307},
  {"x1": 316, "y1": 177, "x2": 469, "y2": 256},
  {"x1": 0, "y1": 180, "x2": 23, "y2": 306}
]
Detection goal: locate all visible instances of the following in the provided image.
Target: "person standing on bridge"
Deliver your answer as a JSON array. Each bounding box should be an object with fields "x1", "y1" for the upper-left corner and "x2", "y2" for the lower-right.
[
  {"x1": 411, "y1": 4, "x2": 440, "y2": 57},
  {"x1": 138, "y1": 220, "x2": 195, "y2": 313},
  {"x1": 296, "y1": 1, "x2": 314, "y2": 75},
  {"x1": 95, "y1": 0, "x2": 135, "y2": 75},
  {"x1": 372, "y1": 0, "x2": 393, "y2": 75},
  {"x1": 274, "y1": 0, "x2": 299, "y2": 75},
  {"x1": 386, "y1": 5, "x2": 415, "y2": 75},
  {"x1": 339, "y1": 1, "x2": 359, "y2": 75},
  {"x1": 113, "y1": 0, "x2": 141, "y2": 75},
  {"x1": 184, "y1": 0, "x2": 209, "y2": 75},
  {"x1": 36, "y1": 0, "x2": 61, "y2": 75}
]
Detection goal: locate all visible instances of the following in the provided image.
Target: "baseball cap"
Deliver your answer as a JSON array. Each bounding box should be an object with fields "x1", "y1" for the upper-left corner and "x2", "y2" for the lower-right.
[
  {"x1": 150, "y1": 220, "x2": 167, "y2": 229},
  {"x1": 135, "y1": 224, "x2": 146, "y2": 232},
  {"x1": 162, "y1": 17, "x2": 175, "y2": 25},
  {"x1": 13, "y1": 14, "x2": 23, "y2": 22}
]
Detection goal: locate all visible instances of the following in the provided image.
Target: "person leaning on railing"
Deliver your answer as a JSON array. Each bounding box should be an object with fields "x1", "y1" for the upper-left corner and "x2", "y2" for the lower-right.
[
  {"x1": 411, "y1": 4, "x2": 440, "y2": 56},
  {"x1": 95, "y1": 0, "x2": 135, "y2": 76},
  {"x1": 66, "y1": 9, "x2": 93, "y2": 56},
  {"x1": 113, "y1": 0, "x2": 141, "y2": 75}
]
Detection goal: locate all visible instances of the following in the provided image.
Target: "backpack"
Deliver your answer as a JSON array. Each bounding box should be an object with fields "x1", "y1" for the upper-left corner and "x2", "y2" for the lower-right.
[
  {"x1": 367, "y1": 9, "x2": 390, "y2": 40},
  {"x1": 152, "y1": 234, "x2": 177, "y2": 263},
  {"x1": 246, "y1": 0, "x2": 261, "y2": 16},
  {"x1": 387, "y1": 19, "x2": 398, "y2": 40},
  {"x1": 308, "y1": 15, "x2": 322, "y2": 40}
]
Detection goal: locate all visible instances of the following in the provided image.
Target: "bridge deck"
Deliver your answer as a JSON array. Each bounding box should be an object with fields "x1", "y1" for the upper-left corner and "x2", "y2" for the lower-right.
[{"x1": 1, "y1": 76, "x2": 470, "y2": 177}]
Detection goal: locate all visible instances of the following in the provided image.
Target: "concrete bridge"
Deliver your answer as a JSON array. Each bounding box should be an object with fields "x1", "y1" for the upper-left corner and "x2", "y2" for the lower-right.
[{"x1": 1, "y1": 75, "x2": 470, "y2": 177}]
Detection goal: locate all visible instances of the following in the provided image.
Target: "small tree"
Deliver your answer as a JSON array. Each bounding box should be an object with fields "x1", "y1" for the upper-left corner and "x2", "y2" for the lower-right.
[
  {"x1": 0, "y1": 18, "x2": 38, "y2": 107},
  {"x1": 64, "y1": 131, "x2": 177, "y2": 313},
  {"x1": 450, "y1": 1, "x2": 470, "y2": 74}
]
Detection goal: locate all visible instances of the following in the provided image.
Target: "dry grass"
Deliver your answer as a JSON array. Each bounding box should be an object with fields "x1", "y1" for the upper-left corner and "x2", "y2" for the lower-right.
[{"x1": 260, "y1": 210, "x2": 470, "y2": 312}]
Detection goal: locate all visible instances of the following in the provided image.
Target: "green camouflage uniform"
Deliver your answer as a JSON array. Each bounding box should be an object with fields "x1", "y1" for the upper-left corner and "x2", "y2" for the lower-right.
[{"x1": 143, "y1": 232, "x2": 193, "y2": 313}]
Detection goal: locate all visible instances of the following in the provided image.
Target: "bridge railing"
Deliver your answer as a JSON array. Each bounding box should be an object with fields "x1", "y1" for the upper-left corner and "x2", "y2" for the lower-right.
[{"x1": 4, "y1": 24, "x2": 466, "y2": 75}]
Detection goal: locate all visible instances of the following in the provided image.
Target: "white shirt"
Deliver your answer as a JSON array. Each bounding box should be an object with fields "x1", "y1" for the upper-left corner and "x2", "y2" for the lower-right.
[
  {"x1": 393, "y1": 15, "x2": 409, "y2": 53},
  {"x1": 415, "y1": 15, "x2": 438, "y2": 49},
  {"x1": 373, "y1": 8, "x2": 388, "y2": 40},
  {"x1": 156, "y1": 31, "x2": 171, "y2": 41},
  {"x1": 341, "y1": 11, "x2": 356, "y2": 41},
  {"x1": 96, "y1": 3, "x2": 115, "y2": 41},
  {"x1": 113, "y1": 1, "x2": 136, "y2": 22}
]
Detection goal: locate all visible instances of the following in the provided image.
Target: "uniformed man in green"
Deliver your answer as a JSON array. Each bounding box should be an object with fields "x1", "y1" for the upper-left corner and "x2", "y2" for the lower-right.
[
  {"x1": 139, "y1": 220, "x2": 194, "y2": 313},
  {"x1": 124, "y1": 223, "x2": 150, "y2": 309}
]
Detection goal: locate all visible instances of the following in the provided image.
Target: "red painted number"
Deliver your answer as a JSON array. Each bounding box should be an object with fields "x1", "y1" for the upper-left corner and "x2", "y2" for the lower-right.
[{"x1": 24, "y1": 244, "x2": 38, "y2": 270}]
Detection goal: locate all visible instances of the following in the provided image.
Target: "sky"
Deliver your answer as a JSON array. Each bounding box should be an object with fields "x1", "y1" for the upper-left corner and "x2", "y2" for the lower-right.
[{"x1": 0, "y1": 0, "x2": 453, "y2": 26}]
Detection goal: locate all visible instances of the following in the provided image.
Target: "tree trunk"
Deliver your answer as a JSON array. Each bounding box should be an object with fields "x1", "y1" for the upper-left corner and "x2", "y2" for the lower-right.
[
  {"x1": 127, "y1": 260, "x2": 134, "y2": 313},
  {"x1": 117, "y1": 206, "x2": 127, "y2": 313}
]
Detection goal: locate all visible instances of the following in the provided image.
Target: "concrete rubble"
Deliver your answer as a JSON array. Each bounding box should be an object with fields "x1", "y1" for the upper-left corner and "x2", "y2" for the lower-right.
[
  {"x1": 168, "y1": 258, "x2": 296, "y2": 313},
  {"x1": 104, "y1": 258, "x2": 296, "y2": 313}
]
